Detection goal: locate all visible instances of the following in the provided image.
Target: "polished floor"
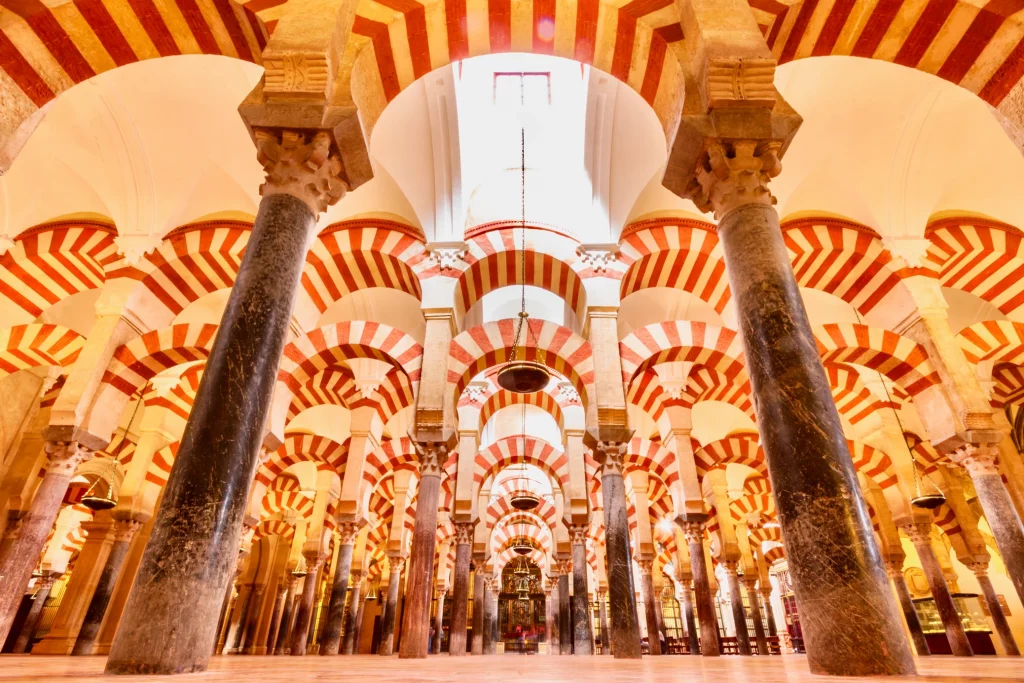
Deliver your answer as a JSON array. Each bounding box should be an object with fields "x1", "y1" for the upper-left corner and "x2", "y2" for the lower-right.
[{"x1": 0, "y1": 655, "x2": 1020, "y2": 682}]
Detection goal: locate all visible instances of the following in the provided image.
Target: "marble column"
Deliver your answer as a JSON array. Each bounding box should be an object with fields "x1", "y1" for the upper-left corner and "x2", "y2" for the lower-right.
[
  {"x1": 106, "y1": 133, "x2": 347, "y2": 675},
  {"x1": 72, "y1": 519, "x2": 142, "y2": 655},
  {"x1": 471, "y1": 566, "x2": 485, "y2": 655},
  {"x1": 342, "y1": 572, "x2": 363, "y2": 654},
  {"x1": 242, "y1": 584, "x2": 267, "y2": 653},
  {"x1": 569, "y1": 527, "x2": 593, "y2": 655},
  {"x1": 482, "y1": 578, "x2": 497, "y2": 654},
  {"x1": 700, "y1": 141, "x2": 915, "y2": 676},
  {"x1": 547, "y1": 581, "x2": 560, "y2": 654},
  {"x1": 351, "y1": 587, "x2": 367, "y2": 653},
  {"x1": 0, "y1": 442, "x2": 91, "y2": 645},
  {"x1": 595, "y1": 442, "x2": 642, "y2": 659},
  {"x1": 274, "y1": 578, "x2": 298, "y2": 655},
  {"x1": 761, "y1": 587, "x2": 778, "y2": 638},
  {"x1": 398, "y1": 443, "x2": 445, "y2": 659},
  {"x1": 967, "y1": 562, "x2": 1019, "y2": 656},
  {"x1": 558, "y1": 563, "x2": 571, "y2": 655},
  {"x1": 433, "y1": 589, "x2": 446, "y2": 654},
  {"x1": 596, "y1": 588, "x2": 610, "y2": 655},
  {"x1": 904, "y1": 524, "x2": 972, "y2": 656},
  {"x1": 265, "y1": 583, "x2": 288, "y2": 655},
  {"x1": 637, "y1": 560, "x2": 661, "y2": 655},
  {"x1": 679, "y1": 521, "x2": 718, "y2": 656},
  {"x1": 679, "y1": 584, "x2": 700, "y2": 655},
  {"x1": 448, "y1": 524, "x2": 472, "y2": 655},
  {"x1": 12, "y1": 573, "x2": 57, "y2": 653},
  {"x1": 723, "y1": 562, "x2": 751, "y2": 655},
  {"x1": 291, "y1": 555, "x2": 325, "y2": 656},
  {"x1": 743, "y1": 578, "x2": 769, "y2": 656},
  {"x1": 227, "y1": 583, "x2": 253, "y2": 654},
  {"x1": 320, "y1": 524, "x2": 359, "y2": 655},
  {"x1": 952, "y1": 446, "x2": 1024, "y2": 606},
  {"x1": 379, "y1": 555, "x2": 405, "y2": 655},
  {"x1": 885, "y1": 559, "x2": 930, "y2": 656}
]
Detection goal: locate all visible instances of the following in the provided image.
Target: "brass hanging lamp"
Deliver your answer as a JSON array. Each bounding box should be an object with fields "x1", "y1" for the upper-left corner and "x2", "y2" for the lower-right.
[
  {"x1": 510, "y1": 401, "x2": 540, "y2": 511},
  {"x1": 81, "y1": 476, "x2": 117, "y2": 511},
  {"x1": 291, "y1": 555, "x2": 309, "y2": 578},
  {"x1": 910, "y1": 457, "x2": 946, "y2": 510}
]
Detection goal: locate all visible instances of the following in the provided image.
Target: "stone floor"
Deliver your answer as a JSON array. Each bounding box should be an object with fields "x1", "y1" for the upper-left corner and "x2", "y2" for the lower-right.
[{"x1": 0, "y1": 654, "x2": 1019, "y2": 682}]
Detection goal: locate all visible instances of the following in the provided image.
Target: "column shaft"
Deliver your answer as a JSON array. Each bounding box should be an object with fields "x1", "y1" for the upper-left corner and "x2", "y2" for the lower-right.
[
  {"x1": 482, "y1": 582, "x2": 496, "y2": 654},
  {"x1": 471, "y1": 568, "x2": 485, "y2": 654},
  {"x1": 571, "y1": 539, "x2": 593, "y2": 655},
  {"x1": 73, "y1": 521, "x2": 139, "y2": 655},
  {"x1": 291, "y1": 558, "x2": 324, "y2": 656},
  {"x1": 558, "y1": 572, "x2": 571, "y2": 655},
  {"x1": 725, "y1": 569, "x2": 750, "y2": 655},
  {"x1": 744, "y1": 580, "x2": 769, "y2": 656},
  {"x1": 975, "y1": 571, "x2": 1019, "y2": 656},
  {"x1": 717, "y1": 200, "x2": 915, "y2": 675},
  {"x1": 274, "y1": 582, "x2": 297, "y2": 655},
  {"x1": 265, "y1": 586, "x2": 288, "y2": 655},
  {"x1": 907, "y1": 528, "x2": 972, "y2": 656},
  {"x1": 320, "y1": 539, "x2": 355, "y2": 655},
  {"x1": 680, "y1": 586, "x2": 700, "y2": 654},
  {"x1": 683, "y1": 527, "x2": 719, "y2": 656},
  {"x1": 598, "y1": 447, "x2": 642, "y2": 659},
  {"x1": 12, "y1": 577, "x2": 55, "y2": 653},
  {"x1": 342, "y1": 574, "x2": 362, "y2": 654},
  {"x1": 449, "y1": 538, "x2": 471, "y2": 655},
  {"x1": 397, "y1": 451, "x2": 442, "y2": 659},
  {"x1": 888, "y1": 565, "x2": 930, "y2": 656},
  {"x1": 639, "y1": 565, "x2": 661, "y2": 655},
  {"x1": 548, "y1": 584, "x2": 560, "y2": 654},
  {"x1": 241, "y1": 584, "x2": 266, "y2": 653},
  {"x1": 379, "y1": 558, "x2": 404, "y2": 655},
  {"x1": 432, "y1": 590, "x2": 446, "y2": 654},
  {"x1": 351, "y1": 588, "x2": 367, "y2": 653},
  {"x1": 596, "y1": 590, "x2": 609, "y2": 655}
]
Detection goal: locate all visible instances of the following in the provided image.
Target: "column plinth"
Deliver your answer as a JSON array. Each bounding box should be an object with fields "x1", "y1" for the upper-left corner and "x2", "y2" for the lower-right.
[
  {"x1": 569, "y1": 526, "x2": 593, "y2": 655},
  {"x1": 320, "y1": 523, "x2": 359, "y2": 655},
  {"x1": 448, "y1": 525, "x2": 472, "y2": 656}
]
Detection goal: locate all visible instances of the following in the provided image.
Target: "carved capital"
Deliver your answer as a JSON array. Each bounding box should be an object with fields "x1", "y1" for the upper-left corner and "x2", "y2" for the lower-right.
[
  {"x1": 426, "y1": 242, "x2": 468, "y2": 271},
  {"x1": 413, "y1": 441, "x2": 447, "y2": 479},
  {"x1": 388, "y1": 554, "x2": 407, "y2": 574},
  {"x1": 453, "y1": 521, "x2": 474, "y2": 546},
  {"x1": 949, "y1": 444, "x2": 1000, "y2": 477},
  {"x1": 884, "y1": 558, "x2": 905, "y2": 579},
  {"x1": 741, "y1": 576, "x2": 758, "y2": 591},
  {"x1": 255, "y1": 129, "x2": 347, "y2": 215},
  {"x1": 337, "y1": 521, "x2": 360, "y2": 546},
  {"x1": 569, "y1": 524, "x2": 589, "y2": 547},
  {"x1": 43, "y1": 441, "x2": 93, "y2": 476},
  {"x1": 557, "y1": 382, "x2": 580, "y2": 405},
  {"x1": 901, "y1": 523, "x2": 932, "y2": 546},
  {"x1": 679, "y1": 521, "x2": 705, "y2": 545},
  {"x1": 35, "y1": 572, "x2": 58, "y2": 591},
  {"x1": 693, "y1": 140, "x2": 781, "y2": 220},
  {"x1": 594, "y1": 441, "x2": 627, "y2": 477},
  {"x1": 112, "y1": 519, "x2": 143, "y2": 543},
  {"x1": 576, "y1": 244, "x2": 619, "y2": 272},
  {"x1": 636, "y1": 558, "x2": 653, "y2": 576},
  {"x1": 964, "y1": 560, "x2": 989, "y2": 578},
  {"x1": 461, "y1": 382, "x2": 488, "y2": 404},
  {"x1": 556, "y1": 558, "x2": 573, "y2": 576},
  {"x1": 720, "y1": 559, "x2": 740, "y2": 575},
  {"x1": 3, "y1": 518, "x2": 23, "y2": 541}
]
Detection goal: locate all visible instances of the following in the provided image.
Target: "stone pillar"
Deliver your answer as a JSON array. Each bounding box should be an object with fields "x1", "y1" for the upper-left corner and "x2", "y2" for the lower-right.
[
  {"x1": 379, "y1": 555, "x2": 405, "y2": 655},
  {"x1": 885, "y1": 559, "x2": 930, "y2": 656},
  {"x1": 0, "y1": 441, "x2": 91, "y2": 645},
  {"x1": 291, "y1": 555, "x2": 326, "y2": 656},
  {"x1": 471, "y1": 565, "x2": 485, "y2": 655},
  {"x1": 449, "y1": 523, "x2": 472, "y2": 655},
  {"x1": 547, "y1": 581, "x2": 560, "y2": 654},
  {"x1": 637, "y1": 559, "x2": 661, "y2": 655},
  {"x1": 594, "y1": 442, "x2": 642, "y2": 659},
  {"x1": 569, "y1": 526, "x2": 593, "y2": 655},
  {"x1": 722, "y1": 561, "x2": 751, "y2": 655},
  {"x1": 241, "y1": 583, "x2": 267, "y2": 653},
  {"x1": 72, "y1": 519, "x2": 142, "y2": 654},
  {"x1": 692, "y1": 140, "x2": 914, "y2": 676},
  {"x1": 106, "y1": 130, "x2": 347, "y2": 675},
  {"x1": 679, "y1": 521, "x2": 718, "y2": 656},
  {"x1": 743, "y1": 578, "x2": 768, "y2": 656},
  {"x1": 596, "y1": 588, "x2": 610, "y2": 655},
  {"x1": 352, "y1": 585, "x2": 368, "y2": 653},
  {"x1": 265, "y1": 582, "x2": 288, "y2": 655},
  {"x1": 966, "y1": 561, "x2": 1019, "y2": 656},
  {"x1": 433, "y1": 588, "x2": 446, "y2": 654},
  {"x1": 320, "y1": 523, "x2": 359, "y2": 655},
  {"x1": 398, "y1": 442, "x2": 445, "y2": 659},
  {"x1": 761, "y1": 587, "x2": 778, "y2": 638},
  {"x1": 903, "y1": 524, "x2": 972, "y2": 656},
  {"x1": 342, "y1": 571, "x2": 363, "y2": 654},
  {"x1": 274, "y1": 578, "x2": 298, "y2": 655},
  {"x1": 225, "y1": 583, "x2": 251, "y2": 654},
  {"x1": 557, "y1": 562, "x2": 571, "y2": 655},
  {"x1": 12, "y1": 573, "x2": 57, "y2": 653},
  {"x1": 952, "y1": 446, "x2": 1024, "y2": 606},
  {"x1": 482, "y1": 577, "x2": 497, "y2": 654},
  {"x1": 679, "y1": 583, "x2": 700, "y2": 655}
]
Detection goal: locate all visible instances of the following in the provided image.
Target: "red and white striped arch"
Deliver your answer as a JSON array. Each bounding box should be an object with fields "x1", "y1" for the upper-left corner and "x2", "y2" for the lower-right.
[
  {"x1": 0, "y1": 323, "x2": 84, "y2": 376},
  {"x1": 958, "y1": 319, "x2": 1024, "y2": 364},
  {"x1": 286, "y1": 364, "x2": 415, "y2": 425},
  {"x1": 626, "y1": 368, "x2": 669, "y2": 429},
  {"x1": 1, "y1": 221, "x2": 119, "y2": 319},
  {"x1": 619, "y1": 320, "x2": 747, "y2": 386},
  {"x1": 760, "y1": 0, "x2": 1024, "y2": 126},
  {"x1": 991, "y1": 362, "x2": 1024, "y2": 406},
  {"x1": 362, "y1": 437, "x2": 419, "y2": 490},
  {"x1": 814, "y1": 323, "x2": 940, "y2": 396},
  {"x1": 825, "y1": 364, "x2": 889, "y2": 424},
  {"x1": 694, "y1": 434, "x2": 768, "y2": 480},
  {"x1": 141, "y1": 364, "x2": 204, "y2": 422},
  {"x1": 624, "y1": 437, "x2": 679, "y2": 492},
  {"x1": 847, "y1": 439, "x2": 899, "y2": 489},
  {"x1": 618, "y1": 218, "x2": 730, "y2": 313},
  {"x1": 474, "y1": 435, "x2": 570, "y2": 492},
  {"x1": 254, "y1": 519, "x2": 296, "y2": 542},
  {"x1": 925, "y1": 218, "x2": 1024, "y2": 315},
  {"x1": 729, "y1": 474, "x2": 775, "y2": 524},
  {"x1": 458, "y1": 370, "x2": 570, "y2": 433},
  {"x1": 677, "y1": 365, "x2": 755, "y2": 420},
  {"x1": 447, "y1": 319, "x2": 594, "y2": 404},
  {"x1": 261, "y1": 488, "x2": 315, "y2": 519},
  {"x1": 484, "y1": 491, "x2": 558, "y2": 530},
  {"x1": 145, "y1": 442, "x2": 179, "y2": 488},
  {"x1": 255, "y1": 432, "x2": 349, "y2": 488}
]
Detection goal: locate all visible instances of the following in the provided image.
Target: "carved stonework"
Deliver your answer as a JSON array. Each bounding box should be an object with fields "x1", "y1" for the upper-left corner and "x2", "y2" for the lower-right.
[
  {"x1": 557, "y1": 382, "x2": 580, "y2": 404},
  {"x1": 113, "y1": 519, "x2": 143, "y2": 543},
  {"x1": 413, "y1": 441, "x2": 447, "y2": 478},
  {"x1": 3, "y1": 518, "x2": 23, "y2": 540},
  {"x1": 426, "y1": 242, "x2": 468, "y2": 271},
  {"x1": 949, "y1": 444, "x2": 1000, "y2": 477},
  {"x1": 901, "y1": 523, "x2": 932, "y2": 546},
  {"x1": 884, "y1": 558, "x2": 905, "y2": 579},
  {"x1": 964, "y1": 560, "x2": 989, "y2": 578},
  {"x1": 679, "y1": 520, "x2": 704, "y2": 545},
  {"x1": 263, "y1": 53, "x2": 331, "y2": 99},
  {"x1": 337, "y1": 521, "x2": 360, "y2": 546},
  {"x1": 702, "y1": 57, "x2": 777, "y2": 110},
  {"x1": 742, "y1": 576, "x2": 758, "y2": 590},
  {"x1": 595, "y1": 441, "x2": 627, "y2": 476},
  {"x1": 576, "y1": 244, "x2": 619, "y2": 272},
  {"x1": 453, "y1": 522, "x2": 474, "y2": 546},
  {"x1": 555, "y1": 558, "x2": 572, "y2": 576},
  {"x1": 636, "y1": 559, "x2": 653, "y2": 576},
  {"x1": 114, "y1": 234, "x2": 161, "y2": 266},
  {"x1": 692, "y1": 140, "x2": 782, "y2": 220},
  {"x1": 388, "y1": 555, "x2": 406, "y2": 573},
  {"x1": 568, "y1": 524, "x2": 589, "y2": 547},
  {"x1": 720, "y1": 559, "x2": 739, "y2": 575},
  {"x1": 43, "y1": 441, "x2": 93, "y2": 475},
  {"x1": 462, "y1": 382, "x2": 488, "y2": 404},
  {"x1": 255, "y1": 129, "x2": 347, "y2": 215}
]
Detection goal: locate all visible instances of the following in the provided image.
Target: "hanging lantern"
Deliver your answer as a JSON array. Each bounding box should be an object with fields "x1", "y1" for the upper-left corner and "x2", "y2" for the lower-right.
[
  {"x1": 510, "y1": 490, "x2": 540, "y2": 511},
  {"x1": 291, "y1": 556, "x2": 309, "y2": 578},
  {"x1": 910, "y1": 457, "x2": 946, "y2": 510},
  {"x1": 366, "y1": 581, "x2": 379, "y2": 600},
  {"x1": 497, "y1": 360, "x2": 549, "y2": 395},
  {"x1": 81, "y1": 476, "x2": 117, "y2": 511}
]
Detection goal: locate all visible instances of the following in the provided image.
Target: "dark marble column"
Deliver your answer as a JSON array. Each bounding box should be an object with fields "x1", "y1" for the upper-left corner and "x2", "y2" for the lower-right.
[
  {"x1": 595, "y1": 442, "x2": 642, "y2": 659},
  {"x1": 291, "y1": 556, "x2": 325, "y2": 656},
  {"x1": 637, "y1": 560, "x2": 661, "y2": 655},
  {"x1": 432, "y1": 589, "x2": 446, "y2": 654},
  {"x1": 885, "y1": 559, "x2": 930, "y2": 656},
  {"x1": 448, "y1": 524, "x2": 472, "y2": 656},
  {"x1": 953, "y1": 447, "x2": 1024, "y2": 606},
  {"x1": 596, "y1": 588, "x2": 610, "y2": 655},
  {"x1": 265, "y1": 583, "x2": 288, "y2": 655},
  {"x1": 12, "y1": 573, "x2": 57, "y2": 653},
  {"x1": 547, "y1": 581, "x2": 560, "y2": 654},
  {"x1": 558, "y1": 566, "x2": 571, "y2": 655},
  {"x1": 968, "y1": 563, "x2": 1019, "y2": 656},
  {"x1": 379, "y1": 555, "x2": 405, "y2": 655},
  {"x1": 321, "y1": 525, "x2": 358, "y2": 655},
  {"x1": 569, "y1": 527, "x2": 593, "y2": 655},
  {"x1": 227, "y1": 583, "x2": 253, "y2": 654},
  {"x1": 351, "y1": 585, "x2": 367, "y2": 654},
  {"x1": 706, "y1": 158, "x2": 915, "y2": 675},
  {"x1": 743, "y1": 578, "x2": 769, "y2": 656},
  {"x1": 342, "y1": 572, "x2": 363, "y2": 654},
  {"x1": 471, "y1": 566, "x2": 485, "y2": 655},
  {"x1": 679, "y1": 583, "x2": 700, "y2": 655},
  {"x1": 274, "y1": 578, "x2": 298, "y2": 655},
  {"x1": 398, "y1": 443, "x2": 444, "y2": 659},
  {"x1": 242, "y1": 584, "x2": 267, "y2": 653},
  {"x1": 679, "y1": 521, "x2": 718, "y2": 656},
  {"x1": 482, "y1": 578, "x2": 497, "y2": 654},
  {"x1": 73, "y1": 519, "x2": 142, "y2": 655},
  {"x1": 723, "y1": 562, "x2": 751, "y2": 655},
  {"x1": 654, "y1": 588, "x2": 667, "y2": 654},
  {"x1": 0, "y1": 442, "x2": 91, "y2": 646},
  {"x1": 761, "y1": 587, "x2": 778, "y2": 637},
  {"x1": 105, "y1": 166, "x2": 339, "y2": 674},
  {"x1": 904, "y1": 524, "x2": 972, "y2": 656}
]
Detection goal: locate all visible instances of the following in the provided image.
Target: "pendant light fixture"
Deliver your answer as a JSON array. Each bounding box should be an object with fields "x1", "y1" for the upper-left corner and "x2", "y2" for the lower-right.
[
  {"x1": 83, "y1": 382, "x2": 146, "y2": 512},
  {"x1": 510, "y1": 401, "x2": 540, "y2": 511},
  {"x1": 496, "y1": 75, "x2": 548, "y2": 395}
]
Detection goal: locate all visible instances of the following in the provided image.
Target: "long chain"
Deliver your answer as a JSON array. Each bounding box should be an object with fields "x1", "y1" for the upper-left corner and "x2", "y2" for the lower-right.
[{"x1": 510, "y1": 77, "x2": 528, "y2": 363}]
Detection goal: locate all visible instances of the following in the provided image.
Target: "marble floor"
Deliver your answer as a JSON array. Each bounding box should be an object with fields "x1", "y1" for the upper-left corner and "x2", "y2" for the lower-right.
[{"x1": 0, "y1": 655, "x2": 1019, "y2": 682}]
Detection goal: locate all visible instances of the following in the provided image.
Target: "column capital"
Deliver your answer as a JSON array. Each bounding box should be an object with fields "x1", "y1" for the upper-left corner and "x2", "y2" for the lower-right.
[
  {"x1": 693, "y1": 140, "x2": 781, "y2": 220},
  {"x1": 555, "y1": 558, "x2": 573, "y2": 576},
  {"x1": 112, "y1": 518, "x2": 143, "y2": 543},
  {"x1": 900, "y1": 522, "x2": 933, "y2": 545},
  {"x1": 568, "y1": 524, "x2": 589, "y2": 547},
  {"x1": 336, "y1": 521, "x2": 360, "y2": 545},
  {"x1": 3, "y1": 517, "x2": 22, "y2": 541},
  {"x1": 884, "y1": 557, "x2": 905, "y2": 578},
  {"x1": 43, "y1": 440, "x2": 93, "y2": 475},
  {"x1": 412, "y1": 440, "x2": 448, "y2": 479},
  {"x1": 720, "y1": 559, "x2": 740, "y2": 575},
  {"x1": 741, "y1": 576, "x2": 758, "y2": 590},
  {"x1": 387, "y1": 554, "x2": 407, "y2": 573},
  {"x1": 255, "y1": 129, "x2": 347, "y2": 216},
  {"x1": 593, "y1": 441, "x2": 628, "y2": 476},
  {"x1": 963, "y1": 560, "x2": 989, "y2": 577},
  {"x1": 636, "y1": 558, "x2": 653, "y2": 576},
  {"x1": 678, "y1": 520, "x2": 705, "y2": 544},
  {"x1": 453, "y1": 521, "x2": 474, "y2": 545},
  {"x1": 949, "y1": 443, "x2": 1000, "y2": 477}
]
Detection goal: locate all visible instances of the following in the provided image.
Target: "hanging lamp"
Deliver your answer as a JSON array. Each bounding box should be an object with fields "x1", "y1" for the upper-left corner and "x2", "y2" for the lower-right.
[
  {"x1": 81, "y1": 476, "x2": 117, "y2": 511},
  {"x1": 291, "y1": 555, "x2": 309, "y2": 578},
  {"x1": 510, "y1": 401, "x2": 540, "y2": 511},
  {"x1": 496, "y1": 76, "x2": 548, "y2": 395},
  {"x1": 910, "y1": 456, "x2": 946, "y2": 509}
]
